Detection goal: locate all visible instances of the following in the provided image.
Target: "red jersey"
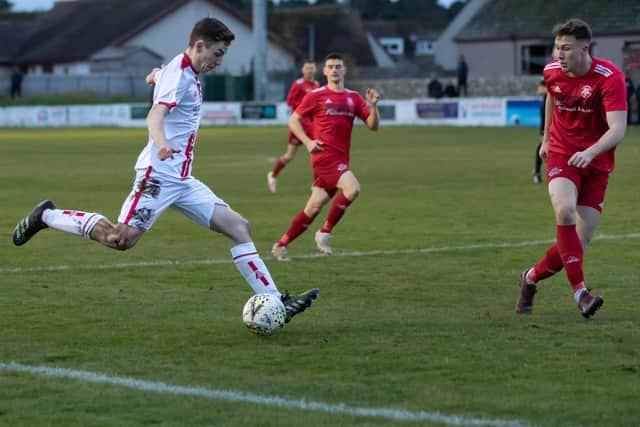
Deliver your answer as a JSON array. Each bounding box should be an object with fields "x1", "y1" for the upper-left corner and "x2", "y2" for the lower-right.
[
  {"x1": 295, "y1": 86, "x2": 370, "y2": 166},
  {"x1": 544, "y1": 57, "x2": 627, "y2": 172},
  {"x1": 286, "y1": 77, "x2": 320, "y2": 110}
]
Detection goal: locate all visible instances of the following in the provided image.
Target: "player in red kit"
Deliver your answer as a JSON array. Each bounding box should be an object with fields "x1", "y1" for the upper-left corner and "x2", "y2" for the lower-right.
[
  {"x1": 516, "y1": 19, "x2": 627, "y2": 318},
  {"x1": 272, "y1": 53, "x2": 380, "y2": 260},
  {"x1": 267, "y1": 59, "x2": 319, "y2": 193}
]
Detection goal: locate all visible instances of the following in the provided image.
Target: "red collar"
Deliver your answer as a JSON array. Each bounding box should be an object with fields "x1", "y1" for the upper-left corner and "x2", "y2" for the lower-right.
[{"x1": 181, "y1": 53, "x2": 199, "y2": 75}]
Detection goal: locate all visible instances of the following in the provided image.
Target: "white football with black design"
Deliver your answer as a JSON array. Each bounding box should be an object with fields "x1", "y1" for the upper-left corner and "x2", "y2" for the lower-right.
[{"x1": 242, "y1": 293, "x2": 286, "y2": 336}]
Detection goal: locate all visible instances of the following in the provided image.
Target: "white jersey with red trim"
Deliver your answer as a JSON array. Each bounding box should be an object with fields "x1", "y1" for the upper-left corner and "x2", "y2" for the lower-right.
[{"x1": 134, "y1": 52, "x2": 202, "y2": 179}]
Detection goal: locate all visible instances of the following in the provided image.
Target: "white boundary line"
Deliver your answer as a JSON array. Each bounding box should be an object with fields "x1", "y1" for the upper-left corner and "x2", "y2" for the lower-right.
[
  {"x1": 0, "y1": 233, "x2": 640, "y2": 274},
  {"x1": 2, "y1": 232, "x2": 639, "y2": 274},
  {"x1": 0, "y1": 361, "x2": 530, "y2": 427}
]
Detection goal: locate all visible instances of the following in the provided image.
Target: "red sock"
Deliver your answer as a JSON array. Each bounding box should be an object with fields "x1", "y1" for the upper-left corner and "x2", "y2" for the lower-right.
[
  {"x1": 272, "y1": 156, "x2": 287, "y2": 178},
  {"x1": 320, "y1": 193, "x2": 353, "y2": 233},
  {"x1": 555, "y1": 224, "x2": 585, "y2": 292},
  {"x1": 531, "y1": 244, "x2": 564, "y2": 283},
  {"x1": 278, "y1": 211, "x2": 314, "y2": 246}
]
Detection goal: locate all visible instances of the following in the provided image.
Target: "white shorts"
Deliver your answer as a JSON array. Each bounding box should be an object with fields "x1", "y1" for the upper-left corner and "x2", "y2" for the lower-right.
[{"x1": 117, "y1": 167, "x2": 227, "y2": 231}]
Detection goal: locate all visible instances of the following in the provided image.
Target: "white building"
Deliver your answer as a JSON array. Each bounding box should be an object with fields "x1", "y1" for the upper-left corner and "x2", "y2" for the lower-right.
[{"x1": 6, "y1": 0, "x2": 295, "y2": 76}]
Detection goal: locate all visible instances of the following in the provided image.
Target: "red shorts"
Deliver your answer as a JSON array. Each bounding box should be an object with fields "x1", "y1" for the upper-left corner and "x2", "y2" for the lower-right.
[
  {"x1": 288, "y1": 119, "x2": 313, "y2": 146},
  {"x1": 546, "y1": 152, "x2": 609, "y2": 212},
  {"x1": 312, "y1": 158, "x2": 349, "y2": 197},
  {"x1": 288, "y1": 131, "x2": 303, "y2": 146}
]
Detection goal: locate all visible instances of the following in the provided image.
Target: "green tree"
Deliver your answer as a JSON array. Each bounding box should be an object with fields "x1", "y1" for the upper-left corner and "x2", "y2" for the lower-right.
[
  {"x1": 350, "y1": 0, "x2": 448, "y2": 21},
  {"x1": 275, "y1": 0, "x2": 315, "y2": 8},
  {"x1": 224, "y1": 0, "x2": 251, "y2": 13},
  {"x1": 0, "y1": 0, "x2": 14, "y2": 12},
  {"x1": 350, "y1": 0, "x2": 389, "y2": 19},
  {"x1": 448, "y1": 0, "x2": 466, "y2": 19}
]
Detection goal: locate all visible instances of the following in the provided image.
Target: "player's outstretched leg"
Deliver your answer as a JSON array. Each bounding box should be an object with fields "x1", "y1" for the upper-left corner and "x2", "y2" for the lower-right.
[
  {"x1": 231, "y1": 242, "x2": 280, "y2": 295},
  {"x1": 516, "y1": 268, "x2": 537, "y2": 314},
  {"x1": 577, "y1": 289, "x2": 604, "y2": 319},
  {"x1": 12, "y1": 199, "x2": 56, "y2": 246},
  {"x1": 281, "y1": 288, "x2": 319, "y2": 323}
]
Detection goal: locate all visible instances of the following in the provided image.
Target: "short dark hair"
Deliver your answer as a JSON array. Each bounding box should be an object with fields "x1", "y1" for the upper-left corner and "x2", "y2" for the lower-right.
[
  {"x1": 324, "y1": 52, "x2": 344, "y2": 63},
  {"x1": 302, "y1": 58, "x2": 315, "y2": 65},
  {"x1": 552, "y1": 18, "x2": 592, "y2": 42},
  {"x1": 189, "y1": 17, "x2": 235, "y2": 47}
]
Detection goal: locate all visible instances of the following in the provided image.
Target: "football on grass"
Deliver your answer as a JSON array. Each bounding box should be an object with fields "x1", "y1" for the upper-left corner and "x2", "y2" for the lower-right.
[{"x1": 242, "y1": 293, "x2": 286, "y2": 336}]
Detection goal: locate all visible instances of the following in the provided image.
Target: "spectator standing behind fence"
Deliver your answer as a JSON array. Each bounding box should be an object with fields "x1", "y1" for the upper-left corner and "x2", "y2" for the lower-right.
[
  {"x1": 444, "y1": 82, "x2": 458, "y2": 97},
  {"x1": 457, "y1": 55, "x2": 468, "y2": 97},
  {"x1": 427, "y1": 74, "x2": 443, "y2": 99},
  {"x1": 636, "y1": 83, "x2": 640, "y2": 125},
  {"x1": 10, "y1": 67, "x2": 23, "y2": 98},
  {"x1": 625, "y1": 71, "x2": 635, "y2": 125}
]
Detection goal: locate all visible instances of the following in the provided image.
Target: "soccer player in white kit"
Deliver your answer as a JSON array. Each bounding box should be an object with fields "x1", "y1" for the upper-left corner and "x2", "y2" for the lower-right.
[{"x1": 12, "y1": 17, "x2": 318, "y2": 324}]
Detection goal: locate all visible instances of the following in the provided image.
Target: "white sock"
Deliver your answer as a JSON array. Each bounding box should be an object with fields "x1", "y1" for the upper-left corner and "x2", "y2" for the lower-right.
[
  {"x1": 231, "y1": 242, "x2": 280, "y2": 296},
  {"x1": 42, "y1": 209, "x2": 105, "y2": 239},
  {"x1": 574, "y1": 287, "x2": 587, "y2": 303},
  {"x1": 525, "y1": 268, "x2": 536, "y2": 285}
]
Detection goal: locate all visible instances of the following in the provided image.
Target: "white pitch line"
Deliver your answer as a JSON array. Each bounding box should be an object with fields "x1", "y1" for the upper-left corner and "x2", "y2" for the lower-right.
[
  {"x1": 0, "y1": 361, "x2": 530, "y2": 427},
  {"x1": 2, "y1": 232, "x2": 639, "y2": 275}
]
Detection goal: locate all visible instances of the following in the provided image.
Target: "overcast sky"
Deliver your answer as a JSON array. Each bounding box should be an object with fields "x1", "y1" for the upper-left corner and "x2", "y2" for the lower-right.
[
  {"x1": 11, "y1": 0, "x2": 457, "y2": 12},
  {"x1": 11, "y1": 0, "x2": 53, "y2": 11}
]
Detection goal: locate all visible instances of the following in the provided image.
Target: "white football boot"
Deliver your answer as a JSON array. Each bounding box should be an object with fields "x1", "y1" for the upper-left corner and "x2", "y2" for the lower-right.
[
  {"x1": 267, "y1": 172, "x2": 277, "y2": 193},
  {"x1": 272, "y1": 242, "x2": 290, "y2": 261},
  {"x1": 315, "y1": 230, "x2": 333, "y2": 255}
]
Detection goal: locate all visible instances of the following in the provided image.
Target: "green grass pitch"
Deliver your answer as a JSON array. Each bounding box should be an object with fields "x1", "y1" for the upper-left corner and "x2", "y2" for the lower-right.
[{"x1": 0, "y1": 125, "x2": 639, "y2": 426}]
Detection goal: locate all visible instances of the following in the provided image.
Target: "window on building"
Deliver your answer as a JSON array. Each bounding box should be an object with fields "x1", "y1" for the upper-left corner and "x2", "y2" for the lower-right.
[
  {"x1": 521, "y1": 44, "x2": 552, "y2": 74},
  {"x1": 379, "y1": 37, "x2": 405, "y2": 55},
  {"x1": 415, "y1": 40, "x2": 434, "y2": 56}
]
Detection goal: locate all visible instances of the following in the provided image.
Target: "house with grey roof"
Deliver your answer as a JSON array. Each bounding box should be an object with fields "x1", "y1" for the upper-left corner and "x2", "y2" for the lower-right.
[
  {"x1": 0, "y1": 0, "x2": 296, "y2": 81},
  {"x1": 453, "y1": 0, "x2": 640, "y2": 78}
]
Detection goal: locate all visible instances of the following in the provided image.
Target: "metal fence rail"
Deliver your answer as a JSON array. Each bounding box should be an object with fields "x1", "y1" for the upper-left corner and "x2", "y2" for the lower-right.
[{"x1": 20, "y1": 74, "x2": 152, "y2": 98}]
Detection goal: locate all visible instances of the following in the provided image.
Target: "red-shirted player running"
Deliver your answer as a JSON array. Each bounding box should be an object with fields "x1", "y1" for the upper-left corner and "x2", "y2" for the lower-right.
[
  {"x1": 516, "y1": 19, "x2": 628, "y2": 318},
  {"x1": 267, "y1": 59, "x2": 319, "y2": 193},
  {"x1": 272, "y1": 53, "x2": 380, "y2": 260}
]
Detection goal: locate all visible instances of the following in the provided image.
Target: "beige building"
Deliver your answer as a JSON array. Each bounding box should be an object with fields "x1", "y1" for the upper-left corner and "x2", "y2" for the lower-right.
[{"x1": 453, "y1": 0, "x2": 640, "y2": 78}]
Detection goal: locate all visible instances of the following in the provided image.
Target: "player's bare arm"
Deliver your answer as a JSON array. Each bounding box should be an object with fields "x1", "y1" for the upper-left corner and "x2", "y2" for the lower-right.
[
  {"x1": 568, "y1": 110, "x2": 627, "y2": 168},
  {"x1": 539, "y1": 92, "x2": 553, "y2": 160},
  {"x1": 289, "y1": 112, "x2": 324, "y2": 153},
  {"x1": 146, "y1": 103, "x2": 181, "y2": 160},
  {"x1": 365, "y1": 88, "x2": 380, "y2": 131}
]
